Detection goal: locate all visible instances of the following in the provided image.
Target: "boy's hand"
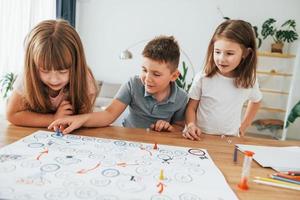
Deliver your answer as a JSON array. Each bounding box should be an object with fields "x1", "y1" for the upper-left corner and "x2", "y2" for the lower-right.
[
  {"x1": 48, "y1": 114, "x2": 89, "y2": 134},
  {"x1": 150, "y1": 120, "x2": 174, "y2": 132},
  {"x1": 54, "y1": 100, "x2": 73, "y2": 120},
  {"x1": 183, "y1": 123, "x2": 202, "y2": 141},
  {"x1": 239, "y1": 123, "x2": 248, "y2": 137}
]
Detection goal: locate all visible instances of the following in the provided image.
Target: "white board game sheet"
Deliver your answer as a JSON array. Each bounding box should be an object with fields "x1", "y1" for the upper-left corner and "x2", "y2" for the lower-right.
[{"x1": 0, "y1": 130, "x2": 238, "y2": 200}]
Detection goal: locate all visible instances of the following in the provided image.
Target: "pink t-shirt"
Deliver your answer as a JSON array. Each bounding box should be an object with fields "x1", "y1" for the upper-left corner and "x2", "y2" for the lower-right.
[{"x1": 14, "y1": 73, "x2": 97, "y2": 110}]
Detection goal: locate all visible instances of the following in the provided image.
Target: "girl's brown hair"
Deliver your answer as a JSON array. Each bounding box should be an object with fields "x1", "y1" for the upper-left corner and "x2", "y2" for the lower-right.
[
  {"x1": 23, "y1": 19, "x2": 97, "y2": 114},
  {"x1": 204, "y1": 20, "x2": 257, "y2": 88}
]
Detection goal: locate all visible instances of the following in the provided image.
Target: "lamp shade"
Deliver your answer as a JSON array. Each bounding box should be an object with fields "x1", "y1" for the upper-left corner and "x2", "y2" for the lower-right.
[{"x1": 119, "y1": 49, "x2": 133, "y2": 59}]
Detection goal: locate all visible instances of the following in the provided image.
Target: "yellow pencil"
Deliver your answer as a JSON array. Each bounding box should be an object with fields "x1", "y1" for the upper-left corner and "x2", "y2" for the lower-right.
[
  {"x1": 254, "y1": 176, "x2": 300, "y2": 188},
  {"x1": 253, "y1": 179, "x2": 300, "y2": 191}
]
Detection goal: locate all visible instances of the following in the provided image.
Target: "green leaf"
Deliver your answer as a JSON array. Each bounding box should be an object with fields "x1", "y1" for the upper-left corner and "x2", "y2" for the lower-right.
[
  {"x1": 286, "y1": 100, "x2": 300, "y2": 128},
  {"x1": 0, "y1": 72, "x2": 17, "y2": 99},
  {"x1": 175, "y1": 61, "x2": 193, "y2": 92}
]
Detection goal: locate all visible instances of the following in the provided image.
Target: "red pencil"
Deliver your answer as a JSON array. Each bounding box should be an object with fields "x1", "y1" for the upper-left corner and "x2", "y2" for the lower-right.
[
  {"x1": 282, "y1": 171, "x2": 300, "y2": 176},
  {"x1": 287, "y1": 171, "x2": 300, "y2": 176}
]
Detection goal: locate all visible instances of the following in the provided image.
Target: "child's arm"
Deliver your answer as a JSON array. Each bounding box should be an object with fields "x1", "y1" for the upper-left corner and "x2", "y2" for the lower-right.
[
  {"x1": 6, "y1": 92, "x2": 73, "y2": 127},
  {"x1": 48, "y1": 99, "x2": 127, "y2": 134},
  {"x1": 240, "y1": 100, "x2": 261, "y2": 136},
  {"x1": 184, "y1": 98, "x2": 202, "y2": 140}
]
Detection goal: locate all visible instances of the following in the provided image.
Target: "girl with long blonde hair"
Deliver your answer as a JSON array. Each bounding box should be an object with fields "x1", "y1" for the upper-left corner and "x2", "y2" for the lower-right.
[{"x1": 7, "y1": 19, "x2": 97, "y2": 127}]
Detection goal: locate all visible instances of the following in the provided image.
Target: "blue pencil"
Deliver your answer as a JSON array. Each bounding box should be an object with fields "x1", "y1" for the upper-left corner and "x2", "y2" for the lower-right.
[{"x1": 270, "y1": 175, "x2": 300, "y2": 185}]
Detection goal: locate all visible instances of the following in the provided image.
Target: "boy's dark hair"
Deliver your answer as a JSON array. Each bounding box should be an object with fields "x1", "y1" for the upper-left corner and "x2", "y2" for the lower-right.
[{"x1": 142, "y1": 36, "x2": 180, "y2": 71}]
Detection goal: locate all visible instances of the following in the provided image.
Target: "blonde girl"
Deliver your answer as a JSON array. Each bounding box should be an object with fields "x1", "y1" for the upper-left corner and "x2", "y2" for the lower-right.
[
  {"x1": 184, "y1": 19, "x2": 262, "y2": 140},
  {"x1": 6, "y1": 19, "x2": 97, "y2": 127}
]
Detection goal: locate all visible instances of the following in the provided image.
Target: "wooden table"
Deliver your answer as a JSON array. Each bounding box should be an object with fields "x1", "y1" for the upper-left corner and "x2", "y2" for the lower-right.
[{"x1": 1, "y1": 120, "x2": 299, "y2": 200}]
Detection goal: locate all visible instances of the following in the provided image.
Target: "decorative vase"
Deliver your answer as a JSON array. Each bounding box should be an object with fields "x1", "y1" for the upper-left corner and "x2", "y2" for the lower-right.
[{"x1": 271, "y1": 42, "x2": 284, "y2": 53}]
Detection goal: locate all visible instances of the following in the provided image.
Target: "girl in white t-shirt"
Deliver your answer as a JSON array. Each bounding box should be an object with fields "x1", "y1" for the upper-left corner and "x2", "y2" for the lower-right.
[
  {"x1": 184, "y1": 20, "x2": 262, "y2": 140},
  {"x1": 6, "y1": 19, "x2": 97, "y2": 127}
]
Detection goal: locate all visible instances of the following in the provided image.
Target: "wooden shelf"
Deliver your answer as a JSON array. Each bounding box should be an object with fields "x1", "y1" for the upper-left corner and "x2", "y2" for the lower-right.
[
  {"x1": 257, "y1": 70, "x2": 292, "y2": 77},
  {"x1": 258, "y1": 51, "x2": 295, "y2": 58},
  {"x1": 243, "y1": 105, "x2": 286, "y2": 113},
  {"x1": 260, "y1": 89, "x2": 289, "y2": 95},
  {"x1": 259, "y1": 106, "x2": 286, "y2": 113}
]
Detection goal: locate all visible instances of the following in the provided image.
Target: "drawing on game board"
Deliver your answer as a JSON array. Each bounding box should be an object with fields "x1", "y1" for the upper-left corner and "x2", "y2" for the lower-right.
[
  {"x1": 21, "y1": 159, "x2": 41, "y2": 168},
  {"x1": 135, "y1": 166, "x2": 154, "y2": 176},
  {"x1": 101, "y1": 168, "x2": 120, "y2": 177},
  {"x1": 96, "y1": 194, "x2": 119, "y2": 200},
  {"x1": 0, "y1": 130, "x2": 238, "y2": 200},
  {"x1": 81, "y1": 136, "x2": 96, "y2": 142},
  {"x1": 65, "y1": 134, "x2": 81, "y2": 140},
  {"x1": 0, "y1": 163, "x2": 16, "y2": 173},
  {"x1": 135, "y1": 156, "x2": 152, "y2": 166},
  {"x1": 74, "y1": 187, "x2": 98, "y2": 199},
  {"x1": 28, "y1": 142, "x2": 45, "y2": 148},
  {"x1": 76, "y1": 149, "x2": 93, "y2": 157},
  {"x1": 54, "y1": 171, "x2": 74, "y2": 179},
  {"x1": 188, "y1": 149, "x2": 206, "y2": 156},
  {"x1": 55, "y1": 156, "x2": 81, "y2": 165},
  {"x1": 88, "y1": 153, "x2": 105, "y2": 160},
  {"x1": 0, "y1": 154, "x2": 25, "y2": 162},
  {"x1": 17, "y1": 171, "x2": 51, "y2": 186},
  {"x1": 15, "y1": 193, "x2": 40, "y2": 200},
  {"x1": 40, "y1": 164, "x2": 60, "y2": 172},
  {"x1": 62, "y1": 179, "x2": 85, "y2": 189},
  {"x1": 179, "y1": 193, "x2": 201, "y2": 200},
  {"x1": 113, "y1": 140, "x2": 127, "y2": 146},
  {"x1": 34, "y1": 132, "x2": 49, "y2": 140},
  {"x1": 117, "y1": 178, "x2": 145, "y2": 193},
  {"x1": 174, "y1": 172, "x2": 193, "y2": 183},
  {"x1": 44, "y1": 188, "x2": 69, "y2": 200},
  {"x1": 100, "y1": 159, "x2": 117, "y2": 167},
  {"x1": 90, "y1": 177, "x2": 111, "y2": 187},
  {"x1": 157, "y1": 154, "x2": 173, "y2": 164}
]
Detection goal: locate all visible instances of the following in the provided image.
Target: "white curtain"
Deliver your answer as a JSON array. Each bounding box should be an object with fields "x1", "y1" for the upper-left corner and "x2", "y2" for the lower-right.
[
  {"x1": 0, "y1": 0, "x2": 56, "y2": 75},
  {"x1": 0, "y1": 0, "x2": 55, "y2": 115}
]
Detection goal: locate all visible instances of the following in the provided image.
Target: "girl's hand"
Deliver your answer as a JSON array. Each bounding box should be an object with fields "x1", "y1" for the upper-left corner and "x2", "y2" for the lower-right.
[
  {"x1": 48, "y1": 114, "x2": 89, "y2": 134},
  {"x1": 183, "y1": 123, "x2": 202, "y2": 141},
  {"x1": 150, "y1": 120, "x2": 174, "y2": 132},
  {"x1": 54, "y1": 100, "x2": 73, "y2": 120}
]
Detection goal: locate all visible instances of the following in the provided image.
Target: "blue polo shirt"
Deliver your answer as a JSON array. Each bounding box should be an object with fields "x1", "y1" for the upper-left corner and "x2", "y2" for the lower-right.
[{"x1": 115, "y1": 75, "x2": 188, "y2": 128}]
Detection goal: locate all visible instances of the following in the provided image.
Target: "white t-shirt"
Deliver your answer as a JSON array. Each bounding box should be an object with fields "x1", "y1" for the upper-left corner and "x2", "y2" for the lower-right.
[{"x1": 189, "y1": 72, "x2": 262, "y2": 136}]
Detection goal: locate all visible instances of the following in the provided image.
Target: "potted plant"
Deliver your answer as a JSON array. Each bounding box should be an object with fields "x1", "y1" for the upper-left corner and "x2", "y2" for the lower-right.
[
  {"x1": 176, "y1": 61, "x2": 193, "y2": 92},
  {"x1": 261, "y1": 18, "x2": 298, "y2": 53},
  {"x1": 285, "y1": 100, "x2": 300, "y2": 128},
  {"x1": 0, "y1": 72, "x2": 17, "y2": 99}
]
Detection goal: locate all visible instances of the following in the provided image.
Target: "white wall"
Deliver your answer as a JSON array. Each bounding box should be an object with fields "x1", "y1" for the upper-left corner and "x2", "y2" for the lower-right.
[{"x1": 76, "y1": 0, "x2": 300, "y2": 139}]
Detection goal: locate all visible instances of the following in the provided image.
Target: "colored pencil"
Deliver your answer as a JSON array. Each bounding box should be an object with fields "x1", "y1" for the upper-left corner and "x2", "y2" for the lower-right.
[
  {"x1": 274, "y1": 173, "x2": 300, "y2": 181},
  {"x1": 233, "y1": 146, "x2": 238, "y2": 162},
  {"x1": 255, "y1": 177, "x2": 300, "y2": 188},
  {"x1": 270, "y1": 175, "x2": 300, "y2": 185},
  {"x1": 288, "y1": 172, "x2": 300, "y2": 176},
  {"x1": 282, "y1": 171, "x2": 300, "y2": 176},
  {"x1": 253, "y1": 179, "x2": 300, "y2": 191}
]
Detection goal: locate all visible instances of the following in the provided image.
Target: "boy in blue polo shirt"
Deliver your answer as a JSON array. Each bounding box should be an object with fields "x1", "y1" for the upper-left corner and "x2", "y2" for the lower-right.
[{"x1": 48, "y1": 36, "x2": 188, "y2": 134}]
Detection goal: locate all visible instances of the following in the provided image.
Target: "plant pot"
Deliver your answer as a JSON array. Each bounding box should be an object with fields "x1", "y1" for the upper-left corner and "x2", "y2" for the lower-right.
[{"x1": 271, "y1": 42, "x2": 284, "y2": 53}]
